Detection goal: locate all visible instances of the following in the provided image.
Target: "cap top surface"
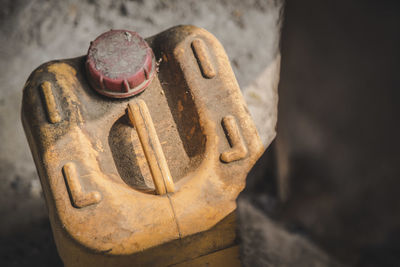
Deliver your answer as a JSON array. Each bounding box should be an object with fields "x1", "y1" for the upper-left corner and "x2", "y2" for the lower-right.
[{"x1": 86, "y1": 29, "x2": 155, "y2": 98}]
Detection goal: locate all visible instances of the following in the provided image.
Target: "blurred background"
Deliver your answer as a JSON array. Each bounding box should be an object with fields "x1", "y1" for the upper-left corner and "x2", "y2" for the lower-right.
[
  {"x1": 1, "y1": 0, "x2": 399, "y2": 266},
  {"x1": 241, "y1": 0, "x2": 400, "y2": 266}
]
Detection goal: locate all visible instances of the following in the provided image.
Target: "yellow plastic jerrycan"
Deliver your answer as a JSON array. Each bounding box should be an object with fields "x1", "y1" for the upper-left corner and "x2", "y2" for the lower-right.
[{"x1": 21, "y1": 25, "x2": 263, "y2": 266}]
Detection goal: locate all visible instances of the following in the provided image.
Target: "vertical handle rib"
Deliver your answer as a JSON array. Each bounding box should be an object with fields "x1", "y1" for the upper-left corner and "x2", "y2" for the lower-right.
[
  {"x1": 127, "y1": 100, "x2": 175, "y2": 195},
  {"x1": 41, "y1": 81, "x2": 61, "y2": 123},
  {"x1": 220, "y1": 115, "x2": 248, "y2": 163}
]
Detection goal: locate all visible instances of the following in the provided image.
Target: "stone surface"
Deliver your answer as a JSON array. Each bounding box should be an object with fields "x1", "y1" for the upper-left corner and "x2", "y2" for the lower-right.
[{"x1": 238, "y1": 199, "x2": 342, "y2": 267}]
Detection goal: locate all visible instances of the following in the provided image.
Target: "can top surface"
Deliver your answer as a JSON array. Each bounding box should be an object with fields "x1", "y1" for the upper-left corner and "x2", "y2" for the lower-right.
[{"x1": 86, "y1": 29, "x2": 155, "y2": 98}]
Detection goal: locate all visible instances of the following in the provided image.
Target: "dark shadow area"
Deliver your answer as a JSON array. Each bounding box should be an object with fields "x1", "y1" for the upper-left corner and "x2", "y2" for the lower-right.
[
  {"x1": 240, "y1": 141, "x2": 279, "y2": 215},
  {"x1": 0, "y1": 218, "x2": 62, "y2": 267},
  {"x1": 276, "y1": 0, "x2": 400, "y2": 265}
]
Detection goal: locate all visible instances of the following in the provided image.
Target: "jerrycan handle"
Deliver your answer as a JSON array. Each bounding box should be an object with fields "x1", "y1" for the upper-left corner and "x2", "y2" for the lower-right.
[{"x1": 127, "y1": 100, "x2": 175, "y2": 195}]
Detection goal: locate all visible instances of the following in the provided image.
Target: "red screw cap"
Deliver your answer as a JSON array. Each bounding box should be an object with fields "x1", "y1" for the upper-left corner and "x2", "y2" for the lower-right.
[{"x1": 86, "y1": 30, "x2": 156, "y2": 98}]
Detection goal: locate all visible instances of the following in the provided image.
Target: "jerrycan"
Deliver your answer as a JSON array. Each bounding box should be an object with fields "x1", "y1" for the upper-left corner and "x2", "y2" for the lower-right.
[{"x1": 21, "y1": 25, "x2": 263, "y2": 266}]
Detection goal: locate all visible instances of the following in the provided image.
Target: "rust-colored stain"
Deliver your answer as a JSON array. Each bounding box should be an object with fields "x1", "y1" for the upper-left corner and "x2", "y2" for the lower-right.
[{"x1": 21, "y1": 25, "x2": 263, "y2": 266}]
